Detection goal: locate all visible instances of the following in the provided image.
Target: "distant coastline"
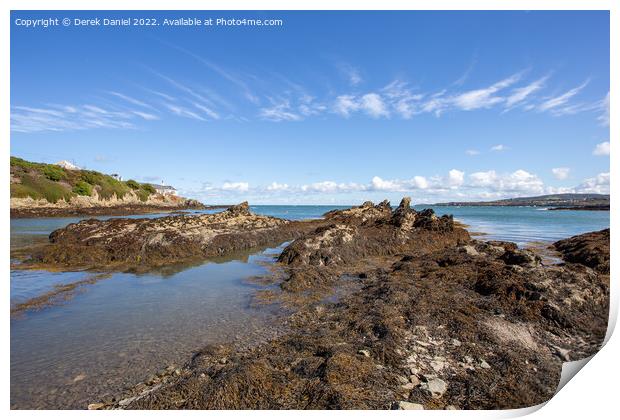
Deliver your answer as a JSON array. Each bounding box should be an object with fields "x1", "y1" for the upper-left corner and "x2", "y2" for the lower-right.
[{"x1": 433, "y1": 193, "x2": 609, "y2": 210}]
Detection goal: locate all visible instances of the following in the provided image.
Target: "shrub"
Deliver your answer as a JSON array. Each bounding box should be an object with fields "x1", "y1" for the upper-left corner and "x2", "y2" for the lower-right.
[
  {"x1": 73, "y1": 181, "x2": 93, "y2": 196},
  {"x1": 80, "y1": 170, "x2": 103, "y2": 185},
  {"x1": 135, "y1": 189, "x2": 150, "y2": 202},
  {"x1": 141, "y1": 184, "x2": 156, "y2": 194},
  {"x1": 126, "y1": 179, "x2": 140, "y2": 190},
  {"x1": 11, "y1": 156, "x2": 39, "y2": 170},
  {"x1": 43, "y1": 165, "x2": 66, "y2": 181},
  {"x1": 12, "y1": 174, "x2": 74, "y2": 203}
]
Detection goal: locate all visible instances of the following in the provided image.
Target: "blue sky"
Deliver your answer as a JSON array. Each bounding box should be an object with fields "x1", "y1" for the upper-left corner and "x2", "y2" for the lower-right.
[{"x1": 10, "y1": 11, "x2": 609, "y2": 204}]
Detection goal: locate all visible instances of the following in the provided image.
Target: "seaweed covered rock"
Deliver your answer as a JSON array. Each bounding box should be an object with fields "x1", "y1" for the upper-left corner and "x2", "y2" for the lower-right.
[
  {"x1": 554, "y1": 228, "x2": 610, "y2": 273},
  {"x1": 279, "y1": 197, "x2": 467, "y2": 270},
  {"x1": 29, "y1": 203, "x2": 308, "y2": 269}
]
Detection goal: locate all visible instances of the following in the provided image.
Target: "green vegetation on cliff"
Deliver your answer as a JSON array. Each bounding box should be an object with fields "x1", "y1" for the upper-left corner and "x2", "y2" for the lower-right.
[{"x1": 10, "y1": 156, "x2": 157, "y2": 203}]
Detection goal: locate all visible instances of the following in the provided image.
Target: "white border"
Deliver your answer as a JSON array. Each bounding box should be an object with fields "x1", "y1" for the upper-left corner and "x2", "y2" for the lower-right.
[{"x1": 2, "y1": 1, "x2": 616, "y2": 419}]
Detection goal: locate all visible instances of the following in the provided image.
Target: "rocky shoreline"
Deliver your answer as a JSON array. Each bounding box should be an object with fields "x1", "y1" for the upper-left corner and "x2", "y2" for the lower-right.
[
  {"x1": 13, "y1": 199, "x2": 610, "y2": 410},
  {"x1": 10, "y1": 199, "x2": 209, "y2": 219}
]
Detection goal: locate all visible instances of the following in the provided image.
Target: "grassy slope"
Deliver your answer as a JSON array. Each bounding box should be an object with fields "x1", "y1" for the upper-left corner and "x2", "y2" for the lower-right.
[{"x1": 10, "y1": 156, "x2": 157, "y2": 204}]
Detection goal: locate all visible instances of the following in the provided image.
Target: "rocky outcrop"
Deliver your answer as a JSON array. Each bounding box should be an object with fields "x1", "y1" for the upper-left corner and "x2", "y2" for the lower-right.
[
  {"x1": 25, "y1": 202, "x2": 317, "y2": 270},
  {"x1": 278, "y1": 197, "x2": 467, "y2": 280},
  {"x1": 93, "y1": 200, "x2": 610, "y2": 411},
  {"x1": 554, "y1": 228, "x2": 609, "y2": 273},
  {"x1": 10, "y1": 192, "x2": 206, "y2": 218}
]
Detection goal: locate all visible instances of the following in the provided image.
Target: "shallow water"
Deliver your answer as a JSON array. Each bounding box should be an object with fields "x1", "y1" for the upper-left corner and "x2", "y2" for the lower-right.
[
  {"x1": 10, "y1": 244, "x2": 285, "y2": 409},
  {"x1": 9, "y1": 204, "x2": 609, "y2": 408}
]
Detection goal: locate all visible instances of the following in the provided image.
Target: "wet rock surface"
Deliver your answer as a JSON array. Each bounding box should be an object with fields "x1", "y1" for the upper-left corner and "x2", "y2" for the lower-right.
[
  {"x1": 21, "y1": 202, "x2": 321, "y2": 271},
  {"x1": 554, "y1": 228, "x2": 609, "y2": 273},
  {"x1": 92, "y1": 199, "x2": 609, "y2": 410}
]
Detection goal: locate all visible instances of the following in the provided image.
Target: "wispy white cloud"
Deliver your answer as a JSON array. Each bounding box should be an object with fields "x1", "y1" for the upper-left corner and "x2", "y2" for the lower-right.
[
  {"x1": 551, "y1": 167, "x2": 570, "y2": 180},
  {"x1": 266, "y1": 182, "x2": 290, "y2": 191},
  {"x1": 465, "y1": 149, "x2": 480, "y2": 156},
  {"x1": 451, "y1": 73, "x2": 521, "y2": 111},
  {"x1": 537, "y1": 80, "x2": 589, "y2": 112},
  {"x1": 163, "y1": 103, "x2": 206, "y2": 121},
  {"x1": 575, "y1": 172, "x2": 609, "y2": 194},
  {"x1": 360, "y1": 93, "x2": 389, "y2": 118},
  {"x1": 301, "y1": 181, "x2": 366, "y2": 193},
  {"x1": 490, "y1": 144, "x2": 508, "y2": 152},
  {"x1": 12, "y1": 59, "x2": 607, "y2": 132},
  {"x1": 505, "y1": 75, "x2": 548, "y2": 108},
  {"x1": 108, "y1": 91, "x2": 158, "y2": 111},
  {"x1": 222, "y1": 181, "x2": 249, "y2": 192},
  {"x1": 468, "y1": 169, "x2": 544, "y2": 195},
  {"x1": 593, "y1": 141, "x2": 610, "y2": 156},
  {"x1": 337, "y1": 62, "x2": 362, "y2": 86},
  {"x1": 332, "y1": 92, "x2": 389, "y2": 118},
  {"x1": 163, "y1": 41, "x2": 260, "y2": 104},
  {"x1": 452, "y1": 54, "x2": 477, "y2": 86},
  {"x1": 381, "y1": 80, "x2": 424, "y2": 119},
  {"x1": 259, "y1": 99, "x2": 302, "y2": 121},
  {"x1": 191, "y1": 102, "x2": 220, "y2": 120},
  {"x1": 11, "y1": 104, "x2": 138, "y2": 133},
  {"x1": 598, "y1": 92, "x2": 610, "y2": 126},
  {"x1": 447, "y1": 169, "x2": 465, "y2": 187},
  {"x1": 132, "y1": 111, "x2": 159, "y2": 120},
  {"x1": 334, "y1": 95, "x2": 360, "y2": 117}
]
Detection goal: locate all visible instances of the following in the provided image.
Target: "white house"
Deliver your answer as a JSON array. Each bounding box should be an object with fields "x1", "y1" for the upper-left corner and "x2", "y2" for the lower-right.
[
  {"x1": 55, "y1": 160, "x2": 81, "y2": 170},
  {"x1": 147, "y1": 183, "x2": 177, "y2": 196}
]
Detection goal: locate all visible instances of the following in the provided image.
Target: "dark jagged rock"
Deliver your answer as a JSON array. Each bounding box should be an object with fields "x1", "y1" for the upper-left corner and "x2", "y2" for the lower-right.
[
  {"x1": 226, "y1": 201, "x2": 251, "y2": 216},
  {"x1": 279, "y1": 198, "x2": 465, "y2": 274},
  {"x1": 554, "y1": 228, "x2": 610, "y2": 273}
]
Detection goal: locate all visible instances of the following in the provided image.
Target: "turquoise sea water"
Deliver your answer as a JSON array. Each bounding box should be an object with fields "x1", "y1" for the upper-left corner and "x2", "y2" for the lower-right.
[
  {"x1": 11, "y1": 204, "x2": 610, "y2": 249},
  {"x1": 248, "y1": 205, "x2": 610, "y2": 245},
  {"x1": 9, "y1": 205, "x2": 609, "y2": 408}
]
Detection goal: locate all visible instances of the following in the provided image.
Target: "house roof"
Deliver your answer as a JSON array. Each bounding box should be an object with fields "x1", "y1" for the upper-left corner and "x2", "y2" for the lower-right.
[
  {"x1": 55, "y1": 160, "x2": 81, "y2": 170},
  {"x1": 146, "y1": 183, "x2": 176, "y2": 190}
]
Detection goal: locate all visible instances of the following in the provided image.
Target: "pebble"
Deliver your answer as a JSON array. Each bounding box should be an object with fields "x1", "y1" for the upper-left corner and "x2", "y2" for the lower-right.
[
  {"x1": 480, "y1": 360, "x2": 491, "y2": 369},
  {"x1": 72, "y1": 373, "x2": 86, "y2": 383},
  {"x1": 87, "y1": 403, "x2": 104, "y2": 410},
  {"x1": 553, "y1": 346, "x2": 571, "y2": 362},
  {"x1": 452, "y1": 339, "x2": 462, "y2": 347},
  {"x1": 357, "y1": 349, "x2": 371, "y2": 358},
  {"x1": 394, "y1": 401, "x2": 424, "y2": 410},
  {"x1": 421, "y1": 378, "x2": 448, "y2": 399},
  {"x1": 462, "y1": 245, "x2": 479, "y2": 256},
  {"x1": 396, "y1": 375, "x2": 410, "y2": 384},
  {"x1": 430, "y1": 357, "x2": 446, "y2": 372},
  {"x1": 409, "y1": 375, "x2": 421, "y2": 387},
  {"x1": 445, "y1": 405, "x2": 459, "y2": 410}
]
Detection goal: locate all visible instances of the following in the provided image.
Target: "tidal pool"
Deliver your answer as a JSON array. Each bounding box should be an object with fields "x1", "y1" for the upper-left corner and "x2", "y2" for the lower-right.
[{"x1": 10, "y1": 244, "x2": 285, "y2": 409}]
